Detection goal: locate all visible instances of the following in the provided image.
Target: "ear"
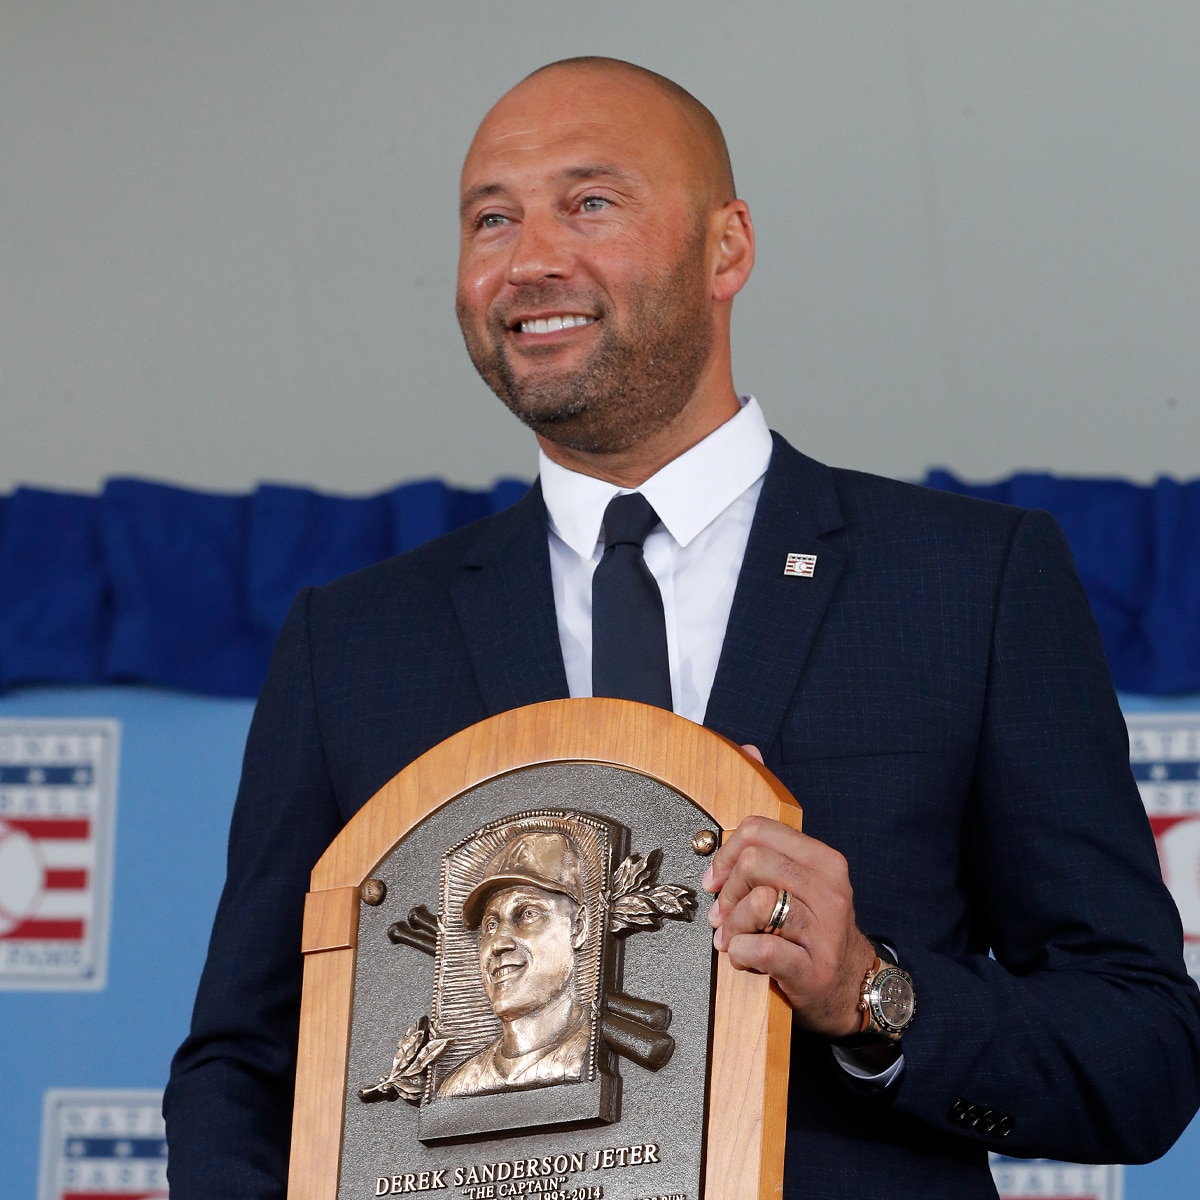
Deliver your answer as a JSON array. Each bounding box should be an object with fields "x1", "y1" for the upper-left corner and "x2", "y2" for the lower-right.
[
  {"x1": 710, "y1": 199, "x2": 755, "y2": 303},
  {"x1": 571, "y1": 903, "x2": 588, "y2": 951}
]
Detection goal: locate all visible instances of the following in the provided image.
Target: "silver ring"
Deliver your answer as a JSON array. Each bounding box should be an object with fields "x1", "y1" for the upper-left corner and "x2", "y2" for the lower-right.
[{"x1": 763, "y1": 889, "x2": 790, "y2": 936}]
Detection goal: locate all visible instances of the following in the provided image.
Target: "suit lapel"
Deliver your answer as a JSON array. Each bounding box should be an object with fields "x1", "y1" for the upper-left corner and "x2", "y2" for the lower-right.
[
  {"x1": 704, "y1": 435, "x2": 846, "y2": 750},
  {"x1": 451, "y1": 483, "x2": 570, "y2": 715}
]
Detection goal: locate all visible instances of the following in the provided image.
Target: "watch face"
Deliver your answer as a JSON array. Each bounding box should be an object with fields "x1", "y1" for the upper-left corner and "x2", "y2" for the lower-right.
[{"x1": 872, "y1": 968, "x2": 915, "y2": 1032}]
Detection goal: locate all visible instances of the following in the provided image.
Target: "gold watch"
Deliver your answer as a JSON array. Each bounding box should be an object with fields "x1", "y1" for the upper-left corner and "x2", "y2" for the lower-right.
[{"x1": 839, "y1": 940, "x2": 916, "y2": 1046}]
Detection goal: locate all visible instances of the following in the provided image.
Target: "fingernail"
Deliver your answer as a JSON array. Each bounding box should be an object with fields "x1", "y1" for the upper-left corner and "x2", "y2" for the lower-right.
[
  {"x1": 701, "y1": 864, "x2": 714, "y2": 891},
  {"x1": 712, "y1": 927, "x2": 724, "y2": 952},
  {"x1": 707, "y1": 897, "x2": 721, "y2": 927}
]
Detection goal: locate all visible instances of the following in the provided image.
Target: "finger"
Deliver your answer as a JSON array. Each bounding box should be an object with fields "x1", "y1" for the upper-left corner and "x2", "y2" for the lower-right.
[
  {"x1": 708, "y1": 841, "x2": 807, "y2": 927},
  {"x1": 725, "y1": 927, "x2": 876, "y2": 1039},
  {"x1": 702, "y1": 814, "x2": 810, "y2": 893},
  {"x1": 740, "y1": 743, "x2": 765, "y2": 764},
  {"x1": 711, "y1": 884, "x2": 782, "y2": 951}
]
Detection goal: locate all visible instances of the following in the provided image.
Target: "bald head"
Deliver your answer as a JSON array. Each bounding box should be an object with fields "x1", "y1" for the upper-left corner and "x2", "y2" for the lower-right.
[{"x1": 520, "y1": 57, "x2": 736, "y2": 205}]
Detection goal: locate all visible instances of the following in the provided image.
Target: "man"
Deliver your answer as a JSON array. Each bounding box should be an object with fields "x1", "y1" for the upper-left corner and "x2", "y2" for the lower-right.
[
  {"x1": 438, "y1": 830, "x2": 591, "y2": 1099},
  {"x1": 165, "y1": 57, "x2": 1200, "y2": 1198}
]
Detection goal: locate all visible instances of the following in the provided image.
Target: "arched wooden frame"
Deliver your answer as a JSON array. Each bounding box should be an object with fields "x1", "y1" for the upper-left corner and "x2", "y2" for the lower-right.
[{"x1": 289, "y1": 698, "x2": 802, "y2": 1200}]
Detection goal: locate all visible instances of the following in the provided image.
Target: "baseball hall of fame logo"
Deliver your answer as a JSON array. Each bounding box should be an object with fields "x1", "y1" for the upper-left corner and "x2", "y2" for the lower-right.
[
  {"x1": 989, "y1": 1155, "x2": 1122, "y2": 1199},
  {"x1": 0, "y1": 720, "x2": 120, "y2": 990},
  {"x1": 37, "y1": 1089, "x2": 168, "y2": 1200},
  {"x1": 1127, "y1": 712, "x2": 1200, "y2": 983}
]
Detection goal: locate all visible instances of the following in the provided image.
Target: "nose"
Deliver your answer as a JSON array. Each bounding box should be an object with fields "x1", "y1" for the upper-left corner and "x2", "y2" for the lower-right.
[
  {"x1": 505, "y1": 211, "x2": 570, "y2": 287},
  {"x1": 485, "y1": 924, "x2": 517, "y2": 952}
]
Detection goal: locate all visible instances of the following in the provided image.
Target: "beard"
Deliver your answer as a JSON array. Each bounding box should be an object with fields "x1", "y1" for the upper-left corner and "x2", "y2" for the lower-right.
[{"x1": 457, "y1": 235, "x2": 714, "y2": 455}]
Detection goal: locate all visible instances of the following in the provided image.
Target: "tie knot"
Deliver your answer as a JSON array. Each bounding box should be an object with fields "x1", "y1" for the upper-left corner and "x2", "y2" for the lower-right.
[{"x1": 602, "y1": 492, "x2": 661, "y2": 550}]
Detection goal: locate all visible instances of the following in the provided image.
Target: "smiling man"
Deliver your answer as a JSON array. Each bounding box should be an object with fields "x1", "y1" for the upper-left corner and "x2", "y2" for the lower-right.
[
  {"x1": 455, "y1": 59, "x2": 749, "y2": 486},
  {"x1": 165, "y1": 57, "x2": 1200, "y2": 1200},
  {"x1": 439, "y1": 831, "x2": 591, "y2": 1098}
]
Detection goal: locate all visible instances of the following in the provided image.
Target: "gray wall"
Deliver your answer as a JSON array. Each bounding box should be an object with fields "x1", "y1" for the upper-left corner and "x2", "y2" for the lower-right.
[{"x1": 4, "y1": 2, "x2": 1198, "y2": 494}]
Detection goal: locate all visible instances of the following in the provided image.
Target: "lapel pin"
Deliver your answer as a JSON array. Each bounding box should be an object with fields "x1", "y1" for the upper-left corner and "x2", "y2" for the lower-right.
[{"x1": 783, "y1": 553, "x2": 817, "y2": 578}]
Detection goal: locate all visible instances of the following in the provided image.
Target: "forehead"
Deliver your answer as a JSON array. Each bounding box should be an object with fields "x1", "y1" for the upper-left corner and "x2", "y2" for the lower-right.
[
  {"x1": 461, "y1": 69, "x2": 695, "y2": 198},
  {"x1": 482, "y1": 884, "x2": 562, "y2": 916}
]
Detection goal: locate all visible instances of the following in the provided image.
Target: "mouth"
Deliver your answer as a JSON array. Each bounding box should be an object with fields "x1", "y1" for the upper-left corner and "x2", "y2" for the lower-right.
[
  {"x1": 488, "y1": 959, "x2": 525, "y2": 984},
  {"x1": 510, "y1": 313, "x2": 597, "y2": 336}
]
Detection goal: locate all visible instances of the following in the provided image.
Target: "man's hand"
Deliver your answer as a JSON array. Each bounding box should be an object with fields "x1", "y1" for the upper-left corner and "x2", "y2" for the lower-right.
[{"x1": 701, "y1": 746, "x2": 877, "y2": 1039}]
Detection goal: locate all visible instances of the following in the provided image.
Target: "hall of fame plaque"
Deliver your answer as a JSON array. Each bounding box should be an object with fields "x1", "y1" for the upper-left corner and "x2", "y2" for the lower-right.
[{"x1": 289, "y1": 700, "x2": 801, "y2": 1200}]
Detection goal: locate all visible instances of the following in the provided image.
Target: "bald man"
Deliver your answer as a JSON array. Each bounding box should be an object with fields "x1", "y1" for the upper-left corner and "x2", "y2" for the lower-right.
[{"x1": 165, "y1": 58, "x2": 1200, "y2": 1199}]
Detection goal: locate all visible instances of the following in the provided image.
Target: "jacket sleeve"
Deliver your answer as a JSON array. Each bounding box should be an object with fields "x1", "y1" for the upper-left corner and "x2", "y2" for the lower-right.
[
  {"x1": 888, "y1": 509, "x2": 1200, "y2": 1162},
  {"x1": 164, "y1": 588, "x2": 344, "y2": 1200}
]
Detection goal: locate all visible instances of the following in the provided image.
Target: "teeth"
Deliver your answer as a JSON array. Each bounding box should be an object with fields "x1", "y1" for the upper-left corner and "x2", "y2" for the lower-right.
[{"x1": 519, "y1": 315, "x2": 595, "y2": 334}]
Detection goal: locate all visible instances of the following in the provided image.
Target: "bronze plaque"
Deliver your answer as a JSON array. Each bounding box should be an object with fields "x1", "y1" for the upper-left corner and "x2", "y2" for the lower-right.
[
  {"x1": 341, "y1": 763, "x2": 712, "y2": 1199},
  {"x1": 290, "y1": 699, "x2": 798, "y2": 1200}
]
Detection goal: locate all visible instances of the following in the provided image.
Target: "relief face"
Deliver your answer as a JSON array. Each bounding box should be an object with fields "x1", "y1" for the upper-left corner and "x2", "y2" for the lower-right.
[{"x1": 434, "y1": 816, "x2": 610, "y2": 1103}]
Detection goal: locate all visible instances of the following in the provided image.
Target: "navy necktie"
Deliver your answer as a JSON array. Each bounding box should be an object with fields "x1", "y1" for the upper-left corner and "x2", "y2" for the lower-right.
[{"x1": 591, "y1": 492, "x2": 673, "y2": 710}]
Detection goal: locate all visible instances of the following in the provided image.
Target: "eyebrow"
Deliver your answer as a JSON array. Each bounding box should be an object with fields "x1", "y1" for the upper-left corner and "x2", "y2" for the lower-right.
[{"x1": 459, "y1": 162, "x2": 640, "y2": 219}]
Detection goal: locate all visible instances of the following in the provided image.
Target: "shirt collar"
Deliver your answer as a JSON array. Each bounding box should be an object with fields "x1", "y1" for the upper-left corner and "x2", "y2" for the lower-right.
[{"x1": 539, "y1": 396, "x2": 773, "y2": 557}]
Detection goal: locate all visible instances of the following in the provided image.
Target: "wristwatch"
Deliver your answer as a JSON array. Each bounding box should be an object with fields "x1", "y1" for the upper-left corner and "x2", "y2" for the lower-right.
[{"x1": 838, "y1": 939, "x2": 916, "y2": 1046}]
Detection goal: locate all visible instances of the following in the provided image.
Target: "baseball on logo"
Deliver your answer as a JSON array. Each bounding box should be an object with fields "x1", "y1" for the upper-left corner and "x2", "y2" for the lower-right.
[{"x1": 0, "y1": 819, "x2": 45, "y2": 936}]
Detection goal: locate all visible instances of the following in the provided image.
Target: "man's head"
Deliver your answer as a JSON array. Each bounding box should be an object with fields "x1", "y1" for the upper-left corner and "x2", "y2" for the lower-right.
[
  {"x1": 456, "y1": 58, "x2": 754, "y2": 483},
  {"x1": 463, "y1": 831, "x2": 588, "y2": 1021}
]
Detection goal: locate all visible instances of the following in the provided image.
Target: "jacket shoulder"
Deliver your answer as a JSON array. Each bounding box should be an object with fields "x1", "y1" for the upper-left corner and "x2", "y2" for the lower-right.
[{"x1": 304, "y1": 485, "x2": 544, "y2": 617}]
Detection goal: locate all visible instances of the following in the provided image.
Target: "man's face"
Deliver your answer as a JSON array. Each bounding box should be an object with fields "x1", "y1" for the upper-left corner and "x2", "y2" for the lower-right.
[
  {"x1": 456, "y1": 67, "x2": 716, "y2": 456},
  {"x1": 478, "y1": 885, "x2": 582, "y2": 1021}
]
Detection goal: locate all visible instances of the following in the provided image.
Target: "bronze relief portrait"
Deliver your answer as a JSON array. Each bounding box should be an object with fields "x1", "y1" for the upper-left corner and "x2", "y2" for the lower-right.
[
  {"x1": 434, "y1": 812, "x2": 612, "y2": 1102},
  {"x1": 358, "y1": 799, "x2": 698, "y2": 1143}
]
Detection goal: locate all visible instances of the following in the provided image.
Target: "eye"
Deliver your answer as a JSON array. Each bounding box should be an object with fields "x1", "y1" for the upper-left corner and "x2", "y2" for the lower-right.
[
  {"x1": 579, "y1": 195, "x2": 612, "y2": 214},
  {"x1": 475, "y1": 211, "x2": 511, "y2": 230},
  {"x1": 483, "y1": 916, "x2": 498, "y2": 934}
]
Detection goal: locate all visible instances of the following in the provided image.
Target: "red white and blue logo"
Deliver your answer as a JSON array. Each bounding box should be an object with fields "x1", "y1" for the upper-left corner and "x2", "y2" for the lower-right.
[
  {"x1": 1127, "y1": 712, "x2": 1200, "y2": 984},
  {"x1": 38, "y1": 1089, "x2": 168, "y2": 1200},
  {"x1": 0, "y1": 721, "x2": 120, "y2": 990},
  {"x1": 989, "y1": 1155, "x2": 1122, "y2": 1199}
]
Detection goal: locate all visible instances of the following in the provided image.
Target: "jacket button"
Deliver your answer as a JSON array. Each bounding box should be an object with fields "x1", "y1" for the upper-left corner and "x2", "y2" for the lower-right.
[
  {"x1": 980, "y1": 1110, "x2": 998, "y2": 1134},
  {"x1": 964, "y1": 1104, "x2": 982, "y2": 1128},
  {"x1": 949, "y1": 1099, "x2": 969, "y2": 1123},
  {"x1": 996, "y1": 1114, "x2": 1015, "y2": 1137}
]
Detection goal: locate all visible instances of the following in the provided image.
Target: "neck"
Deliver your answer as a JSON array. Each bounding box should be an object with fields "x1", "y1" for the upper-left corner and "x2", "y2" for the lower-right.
[
  {"x1": 537, "y1": 382, "x2": 740, "y2": 488},
  {"x1": 499, "y1": 990, "x2": 582, "y2": 1058}
]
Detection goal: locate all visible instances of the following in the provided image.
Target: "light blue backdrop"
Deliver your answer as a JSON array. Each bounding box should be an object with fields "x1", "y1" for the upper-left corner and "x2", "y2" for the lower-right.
[{"x1": 1, "y1": 686, "x2": 1197, "y2": 1198}]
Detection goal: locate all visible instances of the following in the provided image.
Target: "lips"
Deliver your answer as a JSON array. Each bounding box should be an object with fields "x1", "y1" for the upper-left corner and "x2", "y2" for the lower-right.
[{"x1": 489, "y1": 956, "x2": 526, "y2": 984}]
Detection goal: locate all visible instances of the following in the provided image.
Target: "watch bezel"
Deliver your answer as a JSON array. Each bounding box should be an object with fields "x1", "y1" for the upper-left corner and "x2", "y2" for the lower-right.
[{"x1": 867, "y1": 963, "x2": 916, "y2": 1037}]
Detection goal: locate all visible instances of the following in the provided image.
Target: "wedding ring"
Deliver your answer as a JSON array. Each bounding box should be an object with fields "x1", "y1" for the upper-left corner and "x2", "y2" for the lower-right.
[{"x1": 763, "y1": 889, "x2": 790, "y2": 935}]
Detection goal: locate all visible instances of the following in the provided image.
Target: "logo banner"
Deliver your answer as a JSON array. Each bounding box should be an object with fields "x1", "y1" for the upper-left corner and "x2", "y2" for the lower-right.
[
  {"x1": 1127, "y1": 712, "x2": 1200, "y2": 983},
  {"x1": 0, "y1": 720, "x2": 120, "y2": 990},
  {"x1": 37, "y1": 1089, "x2": 167, "y2": 1200}
]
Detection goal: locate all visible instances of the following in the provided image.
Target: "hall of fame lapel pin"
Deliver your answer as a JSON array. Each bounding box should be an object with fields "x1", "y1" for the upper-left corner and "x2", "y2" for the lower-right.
[{"x1": 783, "y1": 553, "x2": 817, "y2": 578}]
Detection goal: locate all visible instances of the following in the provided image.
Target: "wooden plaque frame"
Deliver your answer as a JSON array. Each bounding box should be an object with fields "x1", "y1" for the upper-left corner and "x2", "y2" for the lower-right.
[{"x1": 289, "y1": 698, "x2": 802, "y2": 1200}]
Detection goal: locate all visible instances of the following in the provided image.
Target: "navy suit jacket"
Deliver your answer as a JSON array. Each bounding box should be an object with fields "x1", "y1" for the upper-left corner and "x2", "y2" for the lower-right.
[{"x1": 165, "y1": 435, "x2": 1200, "y2": 1199}]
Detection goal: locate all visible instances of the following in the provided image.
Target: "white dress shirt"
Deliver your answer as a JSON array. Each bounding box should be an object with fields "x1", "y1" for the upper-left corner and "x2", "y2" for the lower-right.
[{"x1": 540, "y1": 396, "x2": 772, "y2": 723}]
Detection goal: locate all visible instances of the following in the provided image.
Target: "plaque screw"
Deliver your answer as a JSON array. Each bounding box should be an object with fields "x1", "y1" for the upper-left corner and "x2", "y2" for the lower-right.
[
  {"x1": 361, "y1": 878, "x2": 387, "y2": 906},
  {"x1": 691, "y1": 830, "x2": 718, "y2": 856}
]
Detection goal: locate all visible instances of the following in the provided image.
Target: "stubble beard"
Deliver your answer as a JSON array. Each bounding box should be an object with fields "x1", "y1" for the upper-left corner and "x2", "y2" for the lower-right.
[{"x1": 457, "y1": 238, "x2": 714, "y2": 456}]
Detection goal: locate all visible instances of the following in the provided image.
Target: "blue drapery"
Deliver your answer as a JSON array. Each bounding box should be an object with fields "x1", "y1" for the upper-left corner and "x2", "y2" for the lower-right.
[{"x1": 1, "y1": 472, "x2": 1197, "y2": 696}]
